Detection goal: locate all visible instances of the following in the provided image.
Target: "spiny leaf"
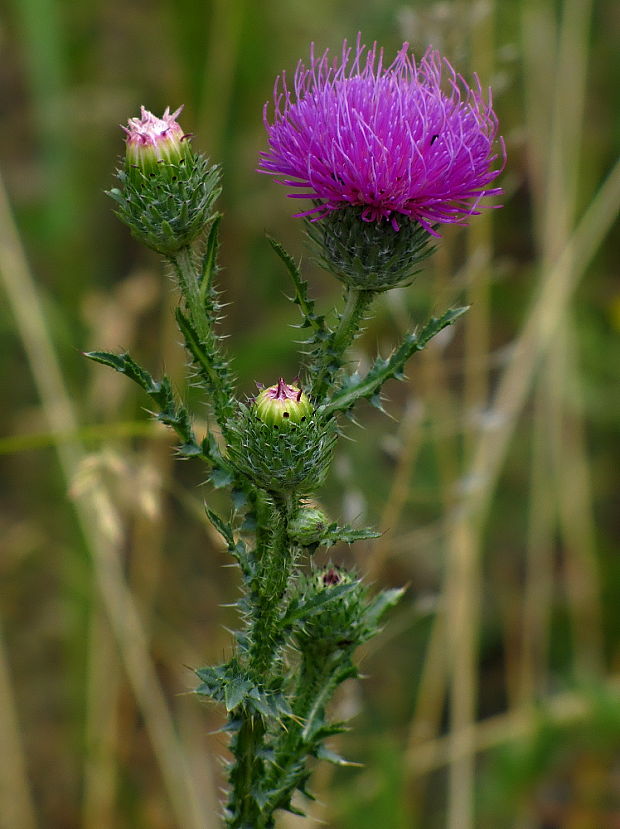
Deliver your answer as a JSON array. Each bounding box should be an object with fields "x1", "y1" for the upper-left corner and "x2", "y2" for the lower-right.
[
  {"x1": 319, "y1": 523, "x2": 382, "y2": 549},
  {"x1": 205, "y1": 507, "x2": 235, "y2": 547},
  {"x1": 84, "y1": 350, "x2": 198, "y2": 449},
  {"x1": 363, "y1": 587, "x2": 406, "y2": 630},
  {"x1": 175, "y1": 306, "x2": 236, "y2": 425},
  {"x1": 225, "y1": 678, "x2": 253, "y2": 712},
  {"x1": 284, "y1": 581, "x2": 359, "y2": 626},
  {"x1": 85, "y1": 350, "x2": 156, "y2": 394},
  {"x1": 267, "y1": 235, "x2": 326, "y2": 337},
  {"x1": 321, "y1": 306, "x2": 469, "y2": 417},
  {"x1": 315, "y1": 744, "x2": 362, "y2": 767},
  {"x1": 199, "y1": 214, "x2": 221, "y2": 303}
]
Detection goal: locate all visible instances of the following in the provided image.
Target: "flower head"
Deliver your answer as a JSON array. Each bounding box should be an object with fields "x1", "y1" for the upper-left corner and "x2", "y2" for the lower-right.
[
  {"x1": 111, "y1": 105, "x2": 221, "y2": 255},
  {"x1": 259, "y1": 38, "x2": 505, "y2": 235},
  {"x1": 123, "y1": 106, "x2": 189, "y2": 170}
]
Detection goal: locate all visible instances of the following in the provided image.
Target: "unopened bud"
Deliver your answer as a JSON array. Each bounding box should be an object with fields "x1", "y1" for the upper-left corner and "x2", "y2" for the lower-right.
[
  {"x1": 124, "y1": 106, "x2": 189, "y2": 173},
  {"x1": 255, "y1": 379, "x2": 312, "y2": 428},
  {"x1": 109, "y1": 105, "x2": 221, "y2": 256},
  {"x1": 289, "y1": 506, "x2": 329, "y2": 547}
]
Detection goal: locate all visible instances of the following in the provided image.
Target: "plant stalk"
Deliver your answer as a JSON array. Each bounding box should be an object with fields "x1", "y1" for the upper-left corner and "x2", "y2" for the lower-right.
[
  {"x1": 226, "y1": 492, "x2": 298, "y2": 827},
  {"x1": 311, "y1": 287, "x2": 374, "y2": 401}
]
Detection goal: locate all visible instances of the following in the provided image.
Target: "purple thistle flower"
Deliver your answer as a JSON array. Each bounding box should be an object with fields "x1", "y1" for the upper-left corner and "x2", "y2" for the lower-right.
[{"x1": 259, "y1": 38, "x2": 505, "y2": 235}]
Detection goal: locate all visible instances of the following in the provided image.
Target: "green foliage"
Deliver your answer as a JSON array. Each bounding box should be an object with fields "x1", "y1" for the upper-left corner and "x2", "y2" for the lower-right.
[
  {"x1": 171, "y1": 218, "x2": 237, "y2": 427},
  {"x1": 87, "y1": 211, "x2": 459, "y2": 825},
  {"x1": 84, "y1": 351, "x2": 197, "y2": 452}
]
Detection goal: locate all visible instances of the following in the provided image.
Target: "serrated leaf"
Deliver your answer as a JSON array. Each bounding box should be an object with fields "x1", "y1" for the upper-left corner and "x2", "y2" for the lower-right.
[
  {"x1": 267, "y1": 236, "x2": 326, "y2": 337},
  {"x1": 247, "y1": 687, "x2": 274, "y2": 718},
  {"x1": 225, "y1": 678, "x2": 253, "y2": 712},
  {"x1": 363, "y1": 587, "x2": 405, "y2": 629},
  {"x1": 210, "y1": 466, "x2": 234, "y2": 489},
  {"x1": 231, "y1": 488, "x2": 249, "y2": 511},
  {"x1": 179, "y1": 441, "x2": 202, "y2": 457},
  {"x1": 319, "y1": 523, "x2": 382, "y2": 548},
  {"x1": 251, "y1": 786, "x2": 271, "y2": 811},
  {"x1": 85, "y1": 350, "x2": 202, "y2": 450},
  {"x1": 322, "y1": 306, "x2": 468, "y2": 417},
  {"x1": 198, "y1": 214, "x2": 221, "y2": 298},
  {"x1": 285, "y1": 581, "x2": 359, "y2": 626},
  {"x1": 84, "y1": 350, "x2": 155, "y2": 393}
]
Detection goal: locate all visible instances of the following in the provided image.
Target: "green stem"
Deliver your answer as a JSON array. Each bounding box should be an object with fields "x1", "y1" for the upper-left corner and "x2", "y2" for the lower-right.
[
  {"x1": 172, "y1": 246, "x2": 206, "y2": 336},
  {"x1": 170, "y1": 244, "x2": 235, "y2": 431},
  {"x1": 311, "y1": 287, "x2": 375, "y2": 402},
  {"x1": 225, "y1": 492, "x2": 298, "y2": 827},
  {"x1": 260, "y1": 654, "x2": 354, "y2": 818},
  {"x1": 226, "y1": 714, "x2": 267, "y2": 828},
  {"x1": 248, "y1": 493, "x2": 296, "y2": 679}
]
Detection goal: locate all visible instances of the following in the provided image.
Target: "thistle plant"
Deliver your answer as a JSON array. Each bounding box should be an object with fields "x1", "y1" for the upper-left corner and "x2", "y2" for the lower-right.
[{"x1": 86, "y1": 37, "x2": 503, "y2": 828}]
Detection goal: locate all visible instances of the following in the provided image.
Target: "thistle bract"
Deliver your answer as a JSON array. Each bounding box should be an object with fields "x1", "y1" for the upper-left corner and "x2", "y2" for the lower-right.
[
  {"x1": 260, "y1": 38, "x2": 505, "y2": 236},
  {"x1": 255, "y1": 378, "x2": 312, "y2": 427},
  {"x1": 226, "y1": 402, "x2": 336, "y2": 494},
  {"x1": 306, "y1": 205, "x2": 434, "y2": 291}
]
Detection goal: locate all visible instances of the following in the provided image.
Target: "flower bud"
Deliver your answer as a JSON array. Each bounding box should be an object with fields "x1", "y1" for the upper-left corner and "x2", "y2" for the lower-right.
[
  {"x1": 288, "y1": 505, "x2": 329, "y2": 547},
  {"x1": 293, "y1": 567, "x2": 403, "y2": 658},
  {"x1": 255, "y1": 379, "x2": 312, "y2": 428},
  {"x1": 294, "y1": 567, "x2": 366, "y2": 656},
  {"x1": 108, "y1": 105, "x2": 221, "y2": 256},
  {"x1": 124, "y1": 106, "x2": 190, "y2": 173},
  {"x1": 226, "y1": 392, "x2": 335, "y2": 494}
]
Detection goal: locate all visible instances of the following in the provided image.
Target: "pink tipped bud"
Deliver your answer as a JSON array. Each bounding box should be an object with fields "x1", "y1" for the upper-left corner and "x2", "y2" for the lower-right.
[
  {"x1": 123, "y1": 106, "x2": 188, "y2": 170},
  {"x1": 254, "y1": 378, "x2": 312, "y2": 427}
]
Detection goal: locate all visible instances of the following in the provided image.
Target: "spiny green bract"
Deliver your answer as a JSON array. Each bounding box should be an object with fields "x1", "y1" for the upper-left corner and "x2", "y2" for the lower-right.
[
  {"x1": 108, "y1": 153, "x2": 221, "y2": 256},
  {"x1": 225, "y1": 404, "x2": 336, "y2": 494},
  {"x1": 306, "y1": 204, "x2": 434, "y2": 292}
]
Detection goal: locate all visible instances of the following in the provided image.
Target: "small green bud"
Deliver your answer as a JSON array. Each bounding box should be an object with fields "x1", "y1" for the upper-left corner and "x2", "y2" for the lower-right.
[
  {"x1": 289, "y1": 505, "x2": 329, "y2": 547},
  {"x1": 294, "y1": 567, "x2": 365, "y2": 656},
  {"x1": 293, "y1": 568, "x2": 403, "y2": 659},
  {"x1": 255, "y1": 379, "x2": 312, "y2": 428}
]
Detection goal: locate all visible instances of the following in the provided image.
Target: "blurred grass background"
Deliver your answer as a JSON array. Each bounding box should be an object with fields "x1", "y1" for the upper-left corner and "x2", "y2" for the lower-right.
[{"x1": 1, "y1": 0, "x2": 619, "y2": 827}]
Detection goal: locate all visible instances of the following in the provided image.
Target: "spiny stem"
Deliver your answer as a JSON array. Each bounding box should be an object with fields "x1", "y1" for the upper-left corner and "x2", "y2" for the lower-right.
[
  {"x1": 170, "y1": 243, "x2": 236, "y2": 431},
  {"x1": 311, "y1": 287, "x2": 375, "y2": 402},
  {"x1": 248, "y1": 493, "x2": 297, "y2": 680},
  {"x1": 172, "y1": 245, "x2": 205, "y2": 334},
  {"x1": 225, "y1": 492, "x2": 298, "y2": 828},
  {"x1": 226, "y1": 714, "x2": 267, "y2": 828}
]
